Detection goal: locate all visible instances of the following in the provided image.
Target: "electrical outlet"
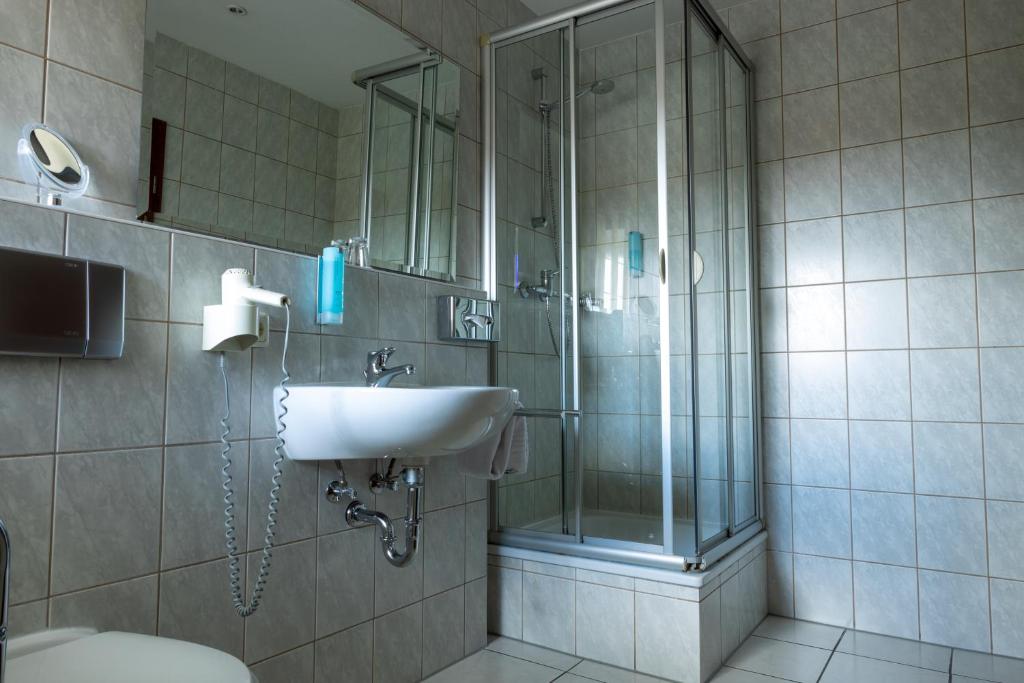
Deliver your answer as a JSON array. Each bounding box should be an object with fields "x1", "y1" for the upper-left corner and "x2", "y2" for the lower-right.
[{"x1": 253, "y1": 312, "x2": 271, "y2": 347}]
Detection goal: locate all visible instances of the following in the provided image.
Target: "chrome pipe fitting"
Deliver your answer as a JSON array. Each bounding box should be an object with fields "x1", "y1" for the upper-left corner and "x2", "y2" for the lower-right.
[{"x1": 329, "y1": 466, "x2": 424, "y2": 568}]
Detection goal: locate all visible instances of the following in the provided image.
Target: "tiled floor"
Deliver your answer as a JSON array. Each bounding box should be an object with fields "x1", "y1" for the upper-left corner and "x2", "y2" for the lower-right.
[{"x1": 425, "y1": 617, "x2": 1024, "y2": 683}]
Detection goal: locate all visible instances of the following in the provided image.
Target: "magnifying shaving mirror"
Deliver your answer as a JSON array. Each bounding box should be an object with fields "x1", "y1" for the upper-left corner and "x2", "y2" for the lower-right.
[{"x1": 17, "y1": 123, "x2": 90, "y2": 206}]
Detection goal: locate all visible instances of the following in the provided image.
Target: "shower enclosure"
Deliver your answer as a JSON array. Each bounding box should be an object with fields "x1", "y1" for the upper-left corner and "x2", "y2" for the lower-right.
[{"x1": 483, "y1": 0, "x2": 759, "y2": 570}]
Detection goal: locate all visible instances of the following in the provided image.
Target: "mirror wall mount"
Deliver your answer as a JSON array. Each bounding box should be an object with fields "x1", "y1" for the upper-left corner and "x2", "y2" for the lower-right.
[{"x1": 16, "y1": 123, "x2": 90, "y2": 206}]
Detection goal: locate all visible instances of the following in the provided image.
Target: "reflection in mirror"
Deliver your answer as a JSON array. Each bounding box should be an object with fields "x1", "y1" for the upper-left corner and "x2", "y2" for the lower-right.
[
  {"x1": 17, "y1": 124, "x2": 90, "y2": 206},
  {"x1": 138, "y1": 0, "x2": 460, "y2": 280}
]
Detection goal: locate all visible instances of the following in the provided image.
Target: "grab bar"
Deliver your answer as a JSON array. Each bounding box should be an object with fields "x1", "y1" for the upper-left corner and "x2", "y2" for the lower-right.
[{"x1": 1, "y1": 516, "x2": 9, "y2": 683}]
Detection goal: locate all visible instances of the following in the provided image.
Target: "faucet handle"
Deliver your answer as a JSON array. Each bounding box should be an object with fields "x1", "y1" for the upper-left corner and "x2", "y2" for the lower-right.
[{"x1": 368, "y1": 346, "x2": 396, "y2": 368}]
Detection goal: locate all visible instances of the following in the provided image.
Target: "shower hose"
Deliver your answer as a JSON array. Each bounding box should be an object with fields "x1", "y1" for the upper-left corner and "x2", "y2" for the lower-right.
[{"x1": 217, "y1": 303, "x2": 291, "y2": 617}]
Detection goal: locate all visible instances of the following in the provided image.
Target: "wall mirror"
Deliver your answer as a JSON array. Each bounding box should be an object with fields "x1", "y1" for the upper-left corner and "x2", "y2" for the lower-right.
[{"x1": 138, "y1": 0, "x2": 461, "y2": 281}]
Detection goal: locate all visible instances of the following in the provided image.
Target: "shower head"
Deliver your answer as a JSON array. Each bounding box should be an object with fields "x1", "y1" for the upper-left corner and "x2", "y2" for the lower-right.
[
  {"x1": 539, "y1": 78, "x2": 616, "y2": 112},
  {"x1": 586, "y1": 79, "x2": 615, "y2": 96}
]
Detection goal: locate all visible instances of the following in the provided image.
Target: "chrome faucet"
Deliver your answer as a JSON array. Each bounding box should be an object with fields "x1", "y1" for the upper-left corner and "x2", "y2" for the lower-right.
[
  {"x1": 364, "y1": 346, "x2": 415, "y2": 388},
  {"x1": 1, "y1": 517, "x2": 10, "y2": 683}
]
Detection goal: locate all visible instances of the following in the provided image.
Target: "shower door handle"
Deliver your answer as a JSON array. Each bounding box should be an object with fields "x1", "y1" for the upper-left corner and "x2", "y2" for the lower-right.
[{"x1": 659, "y1": 249, "x2": 666, "y2": 284}]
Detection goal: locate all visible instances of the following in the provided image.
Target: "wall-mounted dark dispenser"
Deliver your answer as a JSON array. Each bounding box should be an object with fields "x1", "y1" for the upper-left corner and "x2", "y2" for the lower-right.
[{"x1": 0, "y1": 245, "x2": 125, "y2": 359}]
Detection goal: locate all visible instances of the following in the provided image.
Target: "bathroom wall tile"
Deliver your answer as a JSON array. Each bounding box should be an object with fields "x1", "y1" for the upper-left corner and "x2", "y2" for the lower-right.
[
  {"x1": 181, "y1": 132, "x2": 221, "y2": 191},
  {"x1": 838, "y1": 6, "x2": 898, "y2": 82},
  {"x1": 847, "y1": 350, "x2": 910, "y2": 420},
  {"x1": 756, "y1": 98, "x2": 783, "y2": 162},
  {"x1": 50, "y1": 574, "x2": 157, "y2": 634},
  {"x1": 789, "y1": 351, "x2": 847, "y2": 419},
  {"x1": 424, "y1": 504, "x2": 466, "y2": 597},
  {"x1": 374, "y1": 601, "x2": 423, "y2": 683},
  {"x1": 765, "y1": 484, "x2": 793, "y2": 552},
  {"x1": 985, "y1": 424, "x2": 1024, "y2": 502},
  {"x1": 971, "y1": 120, "x2": 1024, "y2": 198},
  {"x1": 248, "y1": 440, "x2": 318, "y2": 547},
  {"x1": 745, "y1": 36, "x2": 782, "y2": 101},
  {"x1": 838, "y1": 73, "x2": 900, "y2": 148},
  {"x1": 783, "y1": 86, "x2": 838, "y2": 157},
  {"x1": 423, "y1": 586, "x2": 466, "y2": 677},
  {"x1": 898, "y1": 0, "x2": 965, "y2": 69},
  {"x1": 157, "y1": 559, "x2": 244, "y2": 658},
  {"x1": 786, "y1": 217, "x2": 843, "y2": 286},
  {"x1": 792, "y1": 486, "x2": 851, "y2": 558},
  {"x1": 374, "y1": 522, "x2": 424, "y2": 617},
  {"x1": 842, "y1": 209, "x2": 904, "y2": 282},
  {"x1": 845, "y1": 281, "x2": 908, "y2": 351},
  {"x1": 251, "y1": 331, "x2": 319, "y2": 439},
  {"x1": 793, "y1": 554, "x2": 853, "y2": 627},
  {"x1": 378, "y1": 271, "x2": 426, "y2": 342},
  {"x1": 784, "y1": 152, "x2": 841, "y2": 221},
  {"x1": 488, "y1": 564, "x2": 523, "y2": 638},
  {"x1": 575, "y1": 580, "x2": 634, "y2": 669},
  {"x1": 905, "y1": 202, "x2": 975, "y2": 277},
  {"x1": 0, "y1": 455, "x2": 53, "y2": 603},
  {"x1": 763, "y1": 418, "x2": 791, "y2": 484},
  {"x1": 243, "y1": 539, "x2": 316, "y2": 663},
  {"x1": 767, "y1": 550, "x2": 795, "y2": 617},
  {"x1": 177, "y1": 183, "x2": 217, "y2": 225},
  {"x1": 841, "y1": 141, "x2": 903, "y2": 214},
  {"x1": 0, "y1": 0, "x2": 47, "y2": 54},
  {"x1": 165, "y1": 323, "x2": 252, "y2": 443},
  {"x1": 781, "y1": 23, "x2": 837, "y2": 95},
  {"x1": 0, "y1": 355, "x2": 58, "y2": 456},
  {"x1": 903, "y1": 130, "x2": 972, "y2": 207},
  {"x1": 314, "y1": 622, "x2": 373, "y2": 683},
  {"x1": 251, "y1": 646, "x2": 314, "y2": 683},
  {"x1": 757, "y1": 162, "x2": 785, "y2": 225},
  {"x1": 315, "y1": 527, "x2": 374, "y2": 637},
  {"x1": 57, "y1": 320, "x2": 167, "y2": 451},
  {"x1": 988, "y1": 501, "x2": 1024, "y2": 581},
  {"x1": 990, "y1": 578, "x2": 1024, "y2": 658},
  {"x1": 914, "y1": 422, "x2": 984, "y2": 498},
  {"x1": 919, "y1": 569, "x2": 990, "y2": 652},
  {"x1": 849, "y1": 420, "x2": 913, "y2": 493},
  {"x1": 161, "y1": 441, "x2": 249, "y2": 570},
  {"x1": 916, "y1": 495, "x2": 987, "y2": 575},
  {"x1": 761, "y1": 353, "x2": 790, "y2": 418},
  {"x1": 852, "y1": 562, "x2": 919, "y2": 639},
  {"x1": 51, "y1": 448, "x2": 162, "y2": 592},
  {"x1": 44, "y1": 62, "x2": 141, "y2": 207},
  {"x1": 781, "y1": 0, "x2": 834, "y2": 32},
  {"x1": 978, "y1": 271, "x2": 1024, "y2": 347},
  {"x1": 968, "y1": 53, "x2": 1024, "y2": 127},
  {"x1": 851, "y1": 491, "x2": 916, "y2": 566},
  {"x1": 0, "y1": 200, "x2": 65, "y2": 254},
  {"x1": 48, "y1": 0, "x2": 145, "y2": 89},
  {"x1": 908, "y1": 275, "x2": 977, "y2": 349},
  {"x1": 965, "y1": 0, "x2": 1024, "y2": 53},
  {"x1": 981, "y1": 348, "x2": 1024, "y2": 424},
  {"x1": 910, "y1": 348, "x2": 980, "y2": 422},
  {"x1": 224, "y1": 62, "x2": 258, "y2": 103},
  {"x1": 8, "y1": 600, "x2": 47, "y2": 639},
  {"x1": 901, "y1": 59, "x2": 969, "y2": 137},
  {"x1": 169, "y1": 233, "x2": 254, "y2": 323},
  {"x1": 975, "y1": 196, "x2": 1024, "y2": 273},
  {"x1": 442, "y1": 0, "x2": 478, "y2": 73},
  {"x1": 0, "y1": 45, "x2": 43, "y2": 182},
  {"x1": 635, "y1": 591, "x2": 700, "y2": 680},
  {"x1": 760, "y1": 289, "x2": 788, "y2": 353},
  {"x1": 791, "y1": 419, "x2": 849, "y2": 488},
  {"x1": 522, "y1": 571, "x2": 575, "y2": 655}
]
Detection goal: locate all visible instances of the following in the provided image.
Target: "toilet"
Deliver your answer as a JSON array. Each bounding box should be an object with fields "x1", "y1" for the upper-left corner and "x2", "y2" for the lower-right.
[{"x1": 5, "y1": 628, "x2": 255, "y2": 683}]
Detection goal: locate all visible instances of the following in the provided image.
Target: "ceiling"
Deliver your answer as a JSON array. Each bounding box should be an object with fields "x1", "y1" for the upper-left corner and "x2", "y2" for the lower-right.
[{"x1": 147, "y1": 0, "x2": 425, "y2": 108}]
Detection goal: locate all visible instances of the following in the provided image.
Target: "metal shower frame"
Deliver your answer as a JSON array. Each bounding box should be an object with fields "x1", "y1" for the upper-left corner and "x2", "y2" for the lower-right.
[{"x1": 481, "y1": 0, "x2": 763, "y2": 571}]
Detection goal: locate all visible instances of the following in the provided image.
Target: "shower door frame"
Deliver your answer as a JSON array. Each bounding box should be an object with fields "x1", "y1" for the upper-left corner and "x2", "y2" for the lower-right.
[{"x1": 482, "y1": 0, "x2": 762, "y2": 571}]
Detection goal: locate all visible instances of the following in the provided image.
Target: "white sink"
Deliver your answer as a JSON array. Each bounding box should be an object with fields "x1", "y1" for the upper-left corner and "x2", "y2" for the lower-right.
[{"x1": 274, "y1": 384, "x2": 519, "y2": 460}]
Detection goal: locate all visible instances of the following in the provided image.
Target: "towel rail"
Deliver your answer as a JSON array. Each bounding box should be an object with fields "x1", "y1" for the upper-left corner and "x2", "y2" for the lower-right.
[{"x1": 513, "y1": 408, "x2": 581, "y2": 418}]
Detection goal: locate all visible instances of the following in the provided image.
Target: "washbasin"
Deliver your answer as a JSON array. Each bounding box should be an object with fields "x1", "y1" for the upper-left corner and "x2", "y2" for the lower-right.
[{"x1": 274, "y1": 384, "x2": 519, "y2": 460}]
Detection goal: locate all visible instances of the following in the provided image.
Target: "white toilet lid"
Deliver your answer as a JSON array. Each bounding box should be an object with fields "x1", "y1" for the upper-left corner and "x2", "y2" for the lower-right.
[{"x1": 6, "y1": 631, "x2": 253, "y2": 683}]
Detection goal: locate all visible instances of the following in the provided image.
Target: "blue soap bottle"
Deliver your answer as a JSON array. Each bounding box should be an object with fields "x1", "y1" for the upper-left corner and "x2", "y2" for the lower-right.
[{"x1": 317, "y1": 243, "x2": 344, "y2": 325}]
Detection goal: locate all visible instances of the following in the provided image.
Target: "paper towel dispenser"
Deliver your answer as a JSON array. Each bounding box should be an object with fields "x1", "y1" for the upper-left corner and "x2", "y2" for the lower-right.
[{"x1": 0, "y1": 245, "x2": 125, "y2": 358}]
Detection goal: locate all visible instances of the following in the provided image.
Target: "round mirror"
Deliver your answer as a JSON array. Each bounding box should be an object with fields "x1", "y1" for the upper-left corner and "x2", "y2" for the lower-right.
[{"x1": 17, "y1": 123, "x2": 90, "y2": 205}]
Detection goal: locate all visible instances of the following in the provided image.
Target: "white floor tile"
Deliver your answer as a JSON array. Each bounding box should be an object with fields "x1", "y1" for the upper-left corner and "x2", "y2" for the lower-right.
[
  {"x1": 725, "y1": 636, "x2": 831, "y2": 683},
  {"x1": 424, "y1": 650, "x2": 563, "y2": 682},
  {"x1": 567, "y1": 659, "x2": 670, "y2": 682},
  {"x1": 753, "y1": 615, "x2": 845, "y2": 650},
  {"x1": 821, "y1": 652, "x2": 948, "y2": 683},
  {"x1": 487, "y1": 636, "x2": 582, "y2": 671},
  {"x1": 836, "y1": 630, "x2": 950, "y2": 672},
  {"x1": 708, "y1": 666, "x2": 787, "y2": 682},
  {"x1": 953, "y1": 648, "x2": 1024, "y2": 683}
]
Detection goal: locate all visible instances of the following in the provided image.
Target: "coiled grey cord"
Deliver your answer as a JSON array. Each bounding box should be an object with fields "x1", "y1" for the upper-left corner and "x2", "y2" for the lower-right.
[{"x1": 218, "y1": 303, "x2": 291, "y2": 617}]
